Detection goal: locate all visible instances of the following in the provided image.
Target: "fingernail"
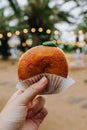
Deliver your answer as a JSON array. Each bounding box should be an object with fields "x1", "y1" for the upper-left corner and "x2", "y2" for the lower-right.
[{"x1": 39, "y1": 77, "x2": 48, "y2": 86}]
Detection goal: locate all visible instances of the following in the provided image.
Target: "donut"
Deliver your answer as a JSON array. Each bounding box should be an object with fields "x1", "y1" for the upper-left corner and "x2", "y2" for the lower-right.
[{"x1": 18, "y1": 45, "x2": 68, "y2": 80}]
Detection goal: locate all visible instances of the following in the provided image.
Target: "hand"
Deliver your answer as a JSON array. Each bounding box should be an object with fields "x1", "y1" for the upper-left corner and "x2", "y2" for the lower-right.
[
  {"x1": 22, "y1": 96, "x2": 47, "y2": 130},
  {"x1": 0, "y1": 77, "x2": 48, "y2": 130}
]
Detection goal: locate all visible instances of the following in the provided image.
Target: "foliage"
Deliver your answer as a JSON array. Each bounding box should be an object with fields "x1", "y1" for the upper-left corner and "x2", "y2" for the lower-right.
[
  {"x1": 0, "y1": 0, "x2": 86, "y2": 58},
  {"x1": 78, "y1": 15, "x2": 87, "y2": 32},
  {"x1": 76, "y1": 0, "x2": 87, "y2": 32},
  {"x1": 0, "y1": 0, "x2": 75, "y2": 42}
]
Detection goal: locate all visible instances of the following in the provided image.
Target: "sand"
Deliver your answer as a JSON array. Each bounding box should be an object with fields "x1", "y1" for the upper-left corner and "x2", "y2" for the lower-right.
[{"x1": 0, "y1": 59, "x2": 87, "y2": 130}]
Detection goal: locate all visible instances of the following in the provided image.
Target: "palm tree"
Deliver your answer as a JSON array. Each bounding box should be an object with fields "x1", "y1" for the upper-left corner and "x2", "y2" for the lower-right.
[
  {"x1": 7, "y1": 0, "x2": 75, "y2": 45},
  {"x1": 75, "y1": 0, "x2": 87, "y2": 32},
  {"x1": 0, "y1": 7, "x2": 15, "y2": 59},
  {"x1": 1, "y1": 0, "x2": 83, "y2": 58},
  {"x1": 78, "y1": 15, "x2": 87, "y2": 32}
]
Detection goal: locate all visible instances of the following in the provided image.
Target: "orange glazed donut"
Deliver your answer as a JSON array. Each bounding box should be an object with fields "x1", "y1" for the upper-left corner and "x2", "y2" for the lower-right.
[{"x1": 18, "y1": 45, "x2": 68, "y2": 80}]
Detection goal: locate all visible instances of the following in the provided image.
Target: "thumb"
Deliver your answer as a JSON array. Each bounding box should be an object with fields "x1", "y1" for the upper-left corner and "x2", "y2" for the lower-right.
[{"x1": 16, "y1": 76, "x2": 48, "y2": 105}]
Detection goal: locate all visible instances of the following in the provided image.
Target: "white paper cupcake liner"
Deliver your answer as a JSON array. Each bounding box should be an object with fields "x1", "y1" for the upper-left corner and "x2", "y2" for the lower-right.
[{"x1": 16, "y1": 73, "x2": 75, "y2": 94}]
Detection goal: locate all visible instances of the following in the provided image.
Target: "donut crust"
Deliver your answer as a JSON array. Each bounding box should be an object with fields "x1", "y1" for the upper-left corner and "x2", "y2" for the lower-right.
[{"x1": 18, "y1": 46, "x2": 68, "y2": 80}]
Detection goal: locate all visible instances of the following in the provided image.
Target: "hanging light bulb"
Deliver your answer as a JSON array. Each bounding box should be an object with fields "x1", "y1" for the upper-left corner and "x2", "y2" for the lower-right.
[
  {"x1": 54, "y1": 30, "x2": 59, "y2": 35},
  {"x1": 78, "y1": 30, "x2": 83, "y2": 35},
  {"x1": 56, "y1": 40, "x2": 61, "y2": 44},
  {"x1": 23, "y1": 29, "x2": 28, "y2": 33},
  {"x1": 52, "y1": 40, "x2": 57, "y2": 44},
  {"x1": 31, "y1": 28, "x2": 36, "y2": 33},
  {"x1": 15, "y1": 30, "x2": 20, "y2": 35},
  {"x1": 26, "y1": 39, "x2": 32, "y2": 47},
  {"x1": 46, "y1": 29, "x2": 51, "y2": 34},
  {"x1": 22, "y1": 42, "x2": 26, "y2": 47},
  {"x1": 38, "y1": 27, "x2": 43, "y2": 32},
  {"x1": 7, "y1": 32, "x2": 12, "y2": 37},
  {"x1": 0, "y1": 34, "x2": 3, "y2": 38}
]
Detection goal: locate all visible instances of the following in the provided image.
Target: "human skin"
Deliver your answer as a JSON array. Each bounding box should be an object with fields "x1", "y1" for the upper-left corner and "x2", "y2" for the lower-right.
[{"x1": 0, "y1": 76, "x2": 48, "y2": 130}]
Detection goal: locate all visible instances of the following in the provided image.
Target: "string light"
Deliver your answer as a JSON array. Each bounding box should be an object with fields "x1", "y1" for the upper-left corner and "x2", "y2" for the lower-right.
[
  {"x1": 54, "y1": 30, "x2": 58, "y2": 35},
  {"x1": 38, "y1": 27, "x2": 43, "y2": 32},
  {"x1": 78, "y1": 30, "x2": 83, "y2": 35},
  {"x1": 0, "y1": 34, "x2": 3, "y2": 38},
  {"x1": 46, "y1": 29, "x2": 51, "y2": 34},
  {"x1": 15, "y1": 30, "x2": 20, "y2": 35},
  {"x1": 56, "y1": 40, "x2": 61, "y2": 44},
  {"x1": 26, "y1": 39, "x2": 32, "y2": 47},
  {"x1": 52, "y1": 40, "x2": 57, "y2": 44},
  {"x1": 7, "y1": 32, "x2": 12, "y2": 37},
  {"x1": 23, "y1": 29, "x2": 28, "y2": 33},
  {"x1": 31, "y1": 28, "x2": 36, "y2": 33},
  {"x1": 22, "y1": 42, "x2": 26, "y2": 47}
]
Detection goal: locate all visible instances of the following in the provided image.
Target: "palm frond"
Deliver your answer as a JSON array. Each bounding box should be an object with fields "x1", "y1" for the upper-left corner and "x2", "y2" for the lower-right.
[
  {"x1": 8, "y1": 0, "x2": 21, "y2": 17},
  {"x1": 57, "y1": 11, "x2": 75, "y2": 23}
]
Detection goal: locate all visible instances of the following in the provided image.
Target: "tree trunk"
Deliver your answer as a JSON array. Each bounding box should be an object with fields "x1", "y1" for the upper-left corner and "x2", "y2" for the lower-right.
[{"x1": 32, "y1": 34, "x2": 42, "y2": 47}]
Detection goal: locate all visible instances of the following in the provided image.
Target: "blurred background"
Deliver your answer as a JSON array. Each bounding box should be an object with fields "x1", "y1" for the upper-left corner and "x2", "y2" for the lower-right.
[{"x1": 0, "y1": 0, "x2": 87, "y2": 130}]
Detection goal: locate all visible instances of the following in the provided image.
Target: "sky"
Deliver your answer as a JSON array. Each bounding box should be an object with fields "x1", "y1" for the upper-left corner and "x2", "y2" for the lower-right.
[{"x1": 0, "y1": 0, "x2": 84, "y2": 43}]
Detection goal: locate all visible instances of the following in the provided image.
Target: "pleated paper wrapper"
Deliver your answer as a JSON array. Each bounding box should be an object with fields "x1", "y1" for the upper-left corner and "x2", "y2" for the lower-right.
[{"x1": 16, "y1": 73, "x2": 75, "y2": 94}]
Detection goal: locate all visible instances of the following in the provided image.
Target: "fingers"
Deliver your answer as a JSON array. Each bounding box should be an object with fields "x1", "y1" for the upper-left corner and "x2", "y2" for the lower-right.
[
  {"x1": 27, "y1": 96, "x2": 45, "y2": 118},
  {"x1": 35, "y1": 107, "x2": 48, "y2": 120},
  {"x1": 16, "y1": 77, "x2": 48, "y2": 105},
  {"x1": 33, "y1": 107, "x2": 48, "y2": 126},
  {"x1": 7, "y1": 90, "x2": 24, "y2": 104}
]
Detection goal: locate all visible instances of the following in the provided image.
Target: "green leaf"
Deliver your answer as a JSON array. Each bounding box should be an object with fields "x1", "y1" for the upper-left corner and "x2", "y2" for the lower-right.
[{"x1": 42, "y1": 41, "x2": 57, "y2": 47}]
